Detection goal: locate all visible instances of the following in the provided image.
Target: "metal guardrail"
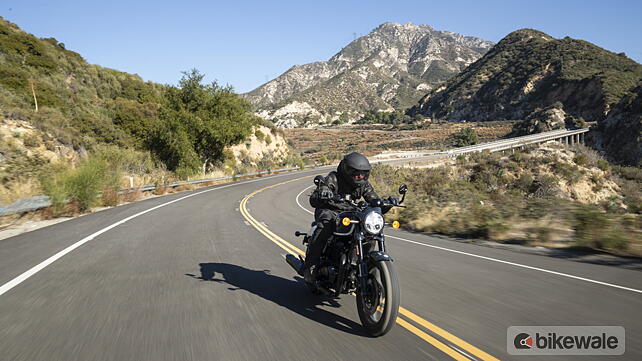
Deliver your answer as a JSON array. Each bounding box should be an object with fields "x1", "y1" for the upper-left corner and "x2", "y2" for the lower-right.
[
  {"x1": 439, "y1": 128, "x2": 590, "y2": 157},
  {"x1": 0, "y1": 166, "x2": 301, "y2": 217}
]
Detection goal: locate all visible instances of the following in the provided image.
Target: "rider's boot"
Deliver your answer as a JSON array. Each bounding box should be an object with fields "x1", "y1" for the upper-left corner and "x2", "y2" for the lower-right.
[{"x1": 304, "y1": 264, "x2": 316, "y2": 285}]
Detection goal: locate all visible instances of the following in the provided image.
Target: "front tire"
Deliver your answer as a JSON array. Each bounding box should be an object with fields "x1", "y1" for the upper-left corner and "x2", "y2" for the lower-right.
[{"x1": 356, "y1": 259, "x2": 400, "y2": 336}]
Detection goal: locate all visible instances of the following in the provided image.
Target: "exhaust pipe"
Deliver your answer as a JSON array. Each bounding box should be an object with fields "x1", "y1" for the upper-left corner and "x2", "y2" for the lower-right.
[{"x1": 286, "y1": 254, "x2": 304, "y2": 276}]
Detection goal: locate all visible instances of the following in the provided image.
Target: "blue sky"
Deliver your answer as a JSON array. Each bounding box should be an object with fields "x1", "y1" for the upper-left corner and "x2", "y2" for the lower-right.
[{"x1": 3, "y1": 0, "x2": 641, "y2": 93}]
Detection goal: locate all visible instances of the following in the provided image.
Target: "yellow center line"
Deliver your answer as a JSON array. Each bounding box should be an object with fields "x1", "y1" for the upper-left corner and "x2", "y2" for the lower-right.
[
  {"x1": 396, "y1": 318, "x2": 470, "y2": 361},
  {"x1": 398, "y1": 306, "x2": 499, "y2": 361},
  {"x1": 239, "y1": 176, "x2": 500, "y2": 361}
]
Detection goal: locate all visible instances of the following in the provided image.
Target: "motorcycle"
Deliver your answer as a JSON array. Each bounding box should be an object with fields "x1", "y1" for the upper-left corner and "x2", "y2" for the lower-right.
[{"x1": 286, "y1": 176, "x2": 407, "y2": 336}]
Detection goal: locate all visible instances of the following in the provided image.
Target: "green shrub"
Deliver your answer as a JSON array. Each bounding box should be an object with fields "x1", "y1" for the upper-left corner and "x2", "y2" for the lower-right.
[
  {"x1": 573, "y1": 153, "x2": 588, "y2": 166},
  {"x1": 254, "y1": 129, "x2": 265, "y2": 141},
  {"x1": 39, "y1": 163, "x2": 70, "y2": 213},
  {"x1": 39, "y1": 156, "x2": 123, "y2": 213},
  {"x1": 551, "y1": 161, "x2": 583, "y2": 184},
  {"x1": 597, "y1": 160, "x2": 609, "y2": 171},
  {"x1": 451, "y1": 127, "x2": 479, "y2": 147},
  {"x1": 573, "y1": 205, "x2": 627, "y2": 250},
  {"x1": 613, "y1": 165, "x2": 642, "y2": 182},
  {"x1": 63, "y1": 158, "x2": 108, "y2": 211},
  {"x1": 514, "y1": 173, "x2": 534, "y2": 192},
  {"x1": 531, "y1": 175, "x2": 559, "y2": 198},
  {"x1": 93, "y1": 145, "x2": 156, "y2": 175}
]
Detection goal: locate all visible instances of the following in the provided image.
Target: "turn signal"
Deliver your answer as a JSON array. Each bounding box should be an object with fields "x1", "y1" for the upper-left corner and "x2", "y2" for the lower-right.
[
  {"x1": 342, "y1": 217, "x2": 351, "y2": 226},
  {"x1": 392, "y1": 221, "x2": 400, "y2": 229}
]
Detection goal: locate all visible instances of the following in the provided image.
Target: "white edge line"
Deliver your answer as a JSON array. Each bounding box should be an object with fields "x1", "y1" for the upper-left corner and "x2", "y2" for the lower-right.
[
  {"x1": 295, "y1": 185, "x2": 314, "y2": 215},
  {"x1": 0, "y1": 170, "x2": 322, "y2": 297},
  {"x1": 293, "y1": 182, "x2": 642, "y2": 295},
  {"x1": 0, "y1": 158, "x2": 428, "y2": 297}
]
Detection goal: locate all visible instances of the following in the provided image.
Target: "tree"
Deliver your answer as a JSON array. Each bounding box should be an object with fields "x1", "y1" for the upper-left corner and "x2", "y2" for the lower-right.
[
  {"x1": 146, "y1": 69, "x2": 255, "y2": 176},
  {"x1": 452, "y1": 127, "x2": 479, "y2": 147}
]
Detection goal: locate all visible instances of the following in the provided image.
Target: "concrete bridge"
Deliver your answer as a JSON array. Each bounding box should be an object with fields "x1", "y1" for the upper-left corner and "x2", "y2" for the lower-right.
[{"x1": 441, "y1": 128, "x2": 591, "y2": 157}]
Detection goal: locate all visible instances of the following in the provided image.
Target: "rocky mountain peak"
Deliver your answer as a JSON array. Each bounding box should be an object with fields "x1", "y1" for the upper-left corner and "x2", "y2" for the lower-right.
[{"x1": 245, "y1": 22, "x2": 493, "y2": 127}]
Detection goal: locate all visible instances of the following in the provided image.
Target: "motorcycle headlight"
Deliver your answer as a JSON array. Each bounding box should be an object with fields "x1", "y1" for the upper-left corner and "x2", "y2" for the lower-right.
[{"x1": 364, "y1": 211, "x2": 384, "y2": 235}]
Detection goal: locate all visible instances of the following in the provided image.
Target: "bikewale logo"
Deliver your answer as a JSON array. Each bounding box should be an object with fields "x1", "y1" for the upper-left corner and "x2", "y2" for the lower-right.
[
  {"x1": 514, "y1": 333, "x2": 532, "y2": 349},
  {"x1": 507, "y1": 326, "x2": 625, "y2": 355}
]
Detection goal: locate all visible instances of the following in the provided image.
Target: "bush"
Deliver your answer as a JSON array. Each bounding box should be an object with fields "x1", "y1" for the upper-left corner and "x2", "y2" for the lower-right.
[
  {"x1": 597, "y1": 160, "x2": 609, "y2": 171},
  {"x1": 39, "y1": 163, "x2": 70, "y2": 213},
  {"x1": 613, "y1": 165, "x2": 642, "y2": 182},
  {"x1": 573, "y1": 153, "x2": 588, "y2": 166},
  {"x1": 254, "y1": 129, "x2": 265, "y2": 141},
  {"x1": 452, "y1": 127, "x2": 479, "y2": 147},
  {"x1": 39, "y1": 156, "x2": 122, "y2": 214},
  {"x1": 63, "y1": 158, "x2": 109, "y2": 211},
  {"x1": 573, "y1": 205, "x2": 627, "y2": 250},
  {"x1": 551, "y1": 161, "x2": 583, "y2": 184}
]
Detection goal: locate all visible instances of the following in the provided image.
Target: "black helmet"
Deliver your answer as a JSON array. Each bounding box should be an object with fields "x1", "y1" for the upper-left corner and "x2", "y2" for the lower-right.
[{"x1": 338, "y1": 152, "x2": 372, "y2": 187}]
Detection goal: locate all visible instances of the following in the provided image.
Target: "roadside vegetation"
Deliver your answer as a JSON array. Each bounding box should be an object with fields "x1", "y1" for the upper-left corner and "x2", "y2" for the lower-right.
[
  {"x1": 0, "y1": 17, "x2": 299, "y2": 217},
  {"x1": 451, "y1": 127, "x2": 479, "y2": 147},
  {"x1": 370, "y1": 143, "x2": 642, "y2": 257}
]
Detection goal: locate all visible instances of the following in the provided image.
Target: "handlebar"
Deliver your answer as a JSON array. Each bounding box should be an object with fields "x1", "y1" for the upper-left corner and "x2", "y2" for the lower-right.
[{"x1": 317, "y1": 195, "x2": 405, "y2": 209}]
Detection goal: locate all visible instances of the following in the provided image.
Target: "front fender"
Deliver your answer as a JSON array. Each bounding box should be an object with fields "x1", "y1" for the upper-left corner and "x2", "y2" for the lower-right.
[{"x1": 368, "y1": 251, "x2": 393, "y2": 262}]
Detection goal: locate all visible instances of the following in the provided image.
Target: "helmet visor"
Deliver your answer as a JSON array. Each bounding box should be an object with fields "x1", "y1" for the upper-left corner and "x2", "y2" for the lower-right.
[{"x1": 348, "y1": 168, "x2": 369, "y2": 182}]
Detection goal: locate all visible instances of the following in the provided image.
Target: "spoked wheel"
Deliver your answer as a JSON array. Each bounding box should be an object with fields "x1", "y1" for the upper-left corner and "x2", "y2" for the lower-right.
[{"x1": 356, "y1": 259, "x2": 400, "y2": 336}]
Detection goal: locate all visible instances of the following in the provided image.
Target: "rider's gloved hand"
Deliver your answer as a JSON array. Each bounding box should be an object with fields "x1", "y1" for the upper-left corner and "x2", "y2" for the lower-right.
[
  {"x1": 388, "y1": 196, "x2": 400, "y2": 206},
  {"x1": 320, "y1": 188, "x2": 333, "y2": 199}
]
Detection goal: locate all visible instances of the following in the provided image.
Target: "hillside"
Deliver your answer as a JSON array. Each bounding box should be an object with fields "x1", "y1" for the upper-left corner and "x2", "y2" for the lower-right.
[
  {"x1": 371, "y1": 143, "x2": 642, "y2": 256},
  {"x1": 596, "y1": 82, "x2": 642, "y2": 166},
  {"x1": 408, "y1": 29, "x2": 642, "y2": 123},
  {"x1": 245, "y1": 22, "x2": 493, "y2": 127},
  {"x1": 0, "y1": 17, "x2": 292, "y2": 206},
  {"x1": 407, "y1": 29, "x2": 642, "y2": 165}
]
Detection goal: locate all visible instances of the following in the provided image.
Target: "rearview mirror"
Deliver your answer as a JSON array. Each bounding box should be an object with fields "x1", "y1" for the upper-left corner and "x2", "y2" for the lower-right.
[
  {"x1": 314, "y1": 175, "x2": 325, "y2": 186},
  {"x1": 398, "y1": 184, "x2": 407, "y2": 195}
]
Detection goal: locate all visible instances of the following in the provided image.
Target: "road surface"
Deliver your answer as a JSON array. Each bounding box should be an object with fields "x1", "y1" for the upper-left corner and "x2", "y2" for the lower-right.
[{"x1": 1, "y1": 168, "x2": 640, "y2": 360}]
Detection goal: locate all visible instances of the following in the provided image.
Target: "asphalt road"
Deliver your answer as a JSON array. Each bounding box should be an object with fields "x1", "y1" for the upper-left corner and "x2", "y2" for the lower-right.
[{"x1": 0, "y1": 168, "x2": 640, "y2": 360}]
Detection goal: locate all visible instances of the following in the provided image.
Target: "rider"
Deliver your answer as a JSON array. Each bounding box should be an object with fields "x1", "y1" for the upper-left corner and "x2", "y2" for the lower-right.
[{"x1": 304, "y1": 152, "x2": 398, "y2": 283}]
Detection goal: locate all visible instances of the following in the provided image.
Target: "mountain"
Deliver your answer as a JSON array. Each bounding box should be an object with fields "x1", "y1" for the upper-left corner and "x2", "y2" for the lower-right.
[
  {"x1": 406, "y1": 28, "x2": 642, "y2": 165},
  {"x1": 245, "y1": 22, "x2": 493, "y2": 127},
  {"x1": 597, "y1": 82, "x2": 642, "y2": 165},
  {"x1": 408, "y1": 29, "x2": 642, "y2": 123}
]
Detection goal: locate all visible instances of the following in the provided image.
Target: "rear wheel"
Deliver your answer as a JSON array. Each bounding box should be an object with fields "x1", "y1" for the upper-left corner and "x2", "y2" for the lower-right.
[{"x1": 356, "y1": 259, "x2": 400, "y2": 336}]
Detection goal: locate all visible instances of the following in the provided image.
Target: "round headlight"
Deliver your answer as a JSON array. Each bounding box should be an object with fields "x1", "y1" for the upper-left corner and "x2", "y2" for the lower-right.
[{"x1": 364, "y1": 211, "x2": 384, "y2": 235}]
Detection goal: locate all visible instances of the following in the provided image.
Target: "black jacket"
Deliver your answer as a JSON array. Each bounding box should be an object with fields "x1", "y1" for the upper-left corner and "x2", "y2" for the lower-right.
[{"x1": 309, "y1": 171, "x2": 379, "y2": 211}]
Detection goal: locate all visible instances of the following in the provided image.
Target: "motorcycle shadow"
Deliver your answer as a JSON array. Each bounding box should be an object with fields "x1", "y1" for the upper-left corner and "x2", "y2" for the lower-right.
[{"x1": 186, "y1": 262, "x2": 370, "y2": 337}]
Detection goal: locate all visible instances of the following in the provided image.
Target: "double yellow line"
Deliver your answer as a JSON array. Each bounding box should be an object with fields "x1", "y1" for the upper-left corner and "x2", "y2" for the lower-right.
[{"x1": 239, "y1": 177, "x2": 500, "y2": 361}]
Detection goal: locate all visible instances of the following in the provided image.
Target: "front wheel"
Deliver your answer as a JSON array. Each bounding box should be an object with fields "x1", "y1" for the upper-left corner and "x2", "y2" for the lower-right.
[{"x1": 356, "y1": 259, "x2": 400, "y2": 336}]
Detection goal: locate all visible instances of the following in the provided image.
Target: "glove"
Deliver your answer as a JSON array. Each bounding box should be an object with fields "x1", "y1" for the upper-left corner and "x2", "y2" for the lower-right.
[
  {"x1": 388, "y1": 196, "x2": 400, "y2": 206},
  {"x1": 320, "y1": 188, "x2": 333, "y2": 199}
]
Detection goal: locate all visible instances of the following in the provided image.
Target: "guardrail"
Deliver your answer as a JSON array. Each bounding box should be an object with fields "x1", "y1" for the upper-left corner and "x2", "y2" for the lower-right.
[{"x1": 439, "y1": 128, "x2": 590, "y2": 158}]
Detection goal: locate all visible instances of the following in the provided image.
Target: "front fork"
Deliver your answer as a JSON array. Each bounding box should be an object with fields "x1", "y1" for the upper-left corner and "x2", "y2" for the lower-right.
[{"x1": 356, "y1": 233, "x2": 386, "y2": 293}]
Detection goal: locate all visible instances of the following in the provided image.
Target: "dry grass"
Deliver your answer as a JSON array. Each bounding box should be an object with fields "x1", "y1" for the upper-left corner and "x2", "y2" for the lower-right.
[
  {"x1": 284, "y1": 122, "x2": 513, "y2": 162},
  {"x1": 0, "y1": 178, "x2": 42, "y2": 205}
]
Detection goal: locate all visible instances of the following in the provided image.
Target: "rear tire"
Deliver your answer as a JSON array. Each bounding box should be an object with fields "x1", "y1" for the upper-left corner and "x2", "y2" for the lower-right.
[{"x1": 356, "y1": 259, "x2": 400, "y2": 337}]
